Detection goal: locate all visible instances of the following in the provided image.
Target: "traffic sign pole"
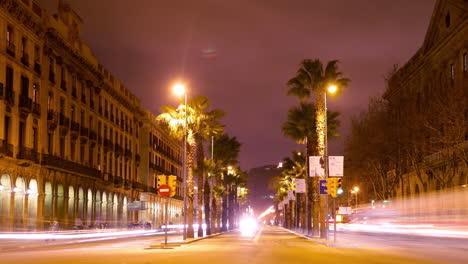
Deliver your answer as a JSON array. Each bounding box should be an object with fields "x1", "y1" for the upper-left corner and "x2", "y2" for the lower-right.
[{"x1": 165, "y1": 197, "x2": 169, "y2": 246}]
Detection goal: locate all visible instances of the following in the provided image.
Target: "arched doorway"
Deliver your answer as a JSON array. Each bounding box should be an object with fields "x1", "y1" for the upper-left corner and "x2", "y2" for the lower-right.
[
  {"x1": 87, "y1": 189, "x2": 93, "y2": 227},
  {"x1": 27, "y1": 179, "x2": 38, "y2": 230},
  {"x1": 0, "y1": 174, "x2": 12, "y2": 230},
  {"x1": 44, "y1": 182, "x2": 53, "y2": 227},
  {"x1": 95, "y1": 190, "x2": 101, "y2": 226},
  {"x1": 14, "y1": 177, "x2": 25, "y2": 230},
  {"x1": 122, "y1": 196, "x2": 128, "y2": 227},
  {"x1": 112, "y1": 194, "x2": 118, "y2": 227},
  {"x1": 101, "y1": 192, "x2": 107, "y2": 226},
  {"x1": 56, "y1": 184, "x2": 65, "y2": 225},
  {"x1": 78, "y1": 187, "x2": 84, "y2": 221},
  {"x1": 68, "y1": 186, "x2": 75, "y2": 227}
]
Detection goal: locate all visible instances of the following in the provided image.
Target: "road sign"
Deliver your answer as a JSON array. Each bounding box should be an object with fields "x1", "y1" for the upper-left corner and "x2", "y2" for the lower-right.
[
  {"x1": 158, "y1": 184, "x2": 171, "y2": 197},
  {"x1": 295, "y1": 179, "x2": 306, "y2": 193},
  {"x1": 309, "y1": 156, "x2": 325, "y2": 177},
  {"x1": 339, "y1": 207, "x2": 352, "y2": 215},
  {"x1": 319, "y1": 179, "x2": 328, "y2": 195},
  {"x1": 329, "y1": 156, "x2": 344, "y2": 177},
  {"x1": 127, "y1": 201, "x2": 146, "y2": 211}
]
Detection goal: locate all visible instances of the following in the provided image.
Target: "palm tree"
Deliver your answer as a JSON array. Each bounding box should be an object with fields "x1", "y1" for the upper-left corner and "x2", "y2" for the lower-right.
[
  {"x1": 157, "y1": 95, "x2": 224, "y2": 238},
  {"x1": 189, "y1": 97, "x2": 224, "y2": 237},
  {"x1": 282, "y1": 102, "x2": 341, "y2": 234},
  {"x1": 287, "y1": 60, "x2": 349, "y2": 237}
]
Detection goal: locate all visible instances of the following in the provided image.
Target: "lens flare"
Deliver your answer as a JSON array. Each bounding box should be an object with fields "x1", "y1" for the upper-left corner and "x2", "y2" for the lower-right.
[{"x1": 240, "y1": 216, "x2": 257, "y2": 237}]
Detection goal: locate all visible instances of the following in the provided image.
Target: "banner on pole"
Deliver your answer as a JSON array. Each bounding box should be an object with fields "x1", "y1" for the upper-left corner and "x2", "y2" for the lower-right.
[
  {"x1": 295, "y1": 179, "x2": 306, "y2": 193},
  {"x1": 287, "y1": 190, "x2": 296, "y2": 201},
  {"x1": 329, "y1": 156, "x2": 344, "y2": 177},
  {"x1": 309, "y1": 156, "x2": 325, "y2": 177}
]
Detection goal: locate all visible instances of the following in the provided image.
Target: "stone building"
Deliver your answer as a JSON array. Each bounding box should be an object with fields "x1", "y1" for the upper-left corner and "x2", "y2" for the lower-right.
[
  {"x1": 384, "y1": 0, "x2": 467, "y2": 198},
  {"x1": 0, "y1": 0, "x2": 182, "y2": 231}
]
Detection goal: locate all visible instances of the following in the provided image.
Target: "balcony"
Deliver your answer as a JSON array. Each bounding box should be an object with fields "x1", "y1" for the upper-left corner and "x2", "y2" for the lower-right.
[
  {"x1": 71, "y1": 87, "x2": 77, "y2": 98},
  {"x1": 17, "y1": 146, "x2": 39, "y2": 163},
  {"x1": 115, "y1": 144, "x2": 123, "y2": 157},
  {"x1": 80, "y1": 127, "x2": 89, "y2": 138},
  {"x1": 103, "y1": 173, "x2": 113, "y2": 183},
  {"x1": 135, "y1": 154, "x2": 140, "y2": 166},
  {"x1": 19, "y1": 95, "x2": 32, "y2": 113},
  {"x1": 60, "y1": 80, "x2": 67, "y2": 91},
  {"x1": 132, "y1": 181, "x2": 146, "y2": 191},
  {"x1": 0, "y1": 139, "x2": 13, "y2": 157},
  {"x1": 6, "y1": 41, "x2": 15, "y2": 57},
  {"x1": 21, "y1": 53, "x2": 29, "y2": 66},
  {"x1": 49, "y1": 72, "x2": 55, "y2": 84},
  {"x1": 70, "y1": 121, "x2": 79, "y2": 139},
  {"x1": 32, "y1": 102, "x2": 40, "y2": 116},
  {"x1": 59, "y1": 113, "x2": 70, "y2": 129},
  {"x1": 124, "y1": 149, "x2": 132, "y2": 160},
  {"x1": 47, "y1": 110, "x2": 58, "y2": 130},
  {"x1": 113, "y1": 176, "x2": 123, "y2": 187},
  {"x1": 123, "y1": 179, "x2": 131, "y2": 190},
  {"x1": 103, "y1": 139, "x2": 113, "y2": 152},
  {"x1": 41, "y1": 154, "x2": 101, "y2": 179},
  {"x1": 34, "y1": 61, "x2": 41, "y2": 75},
  {"x1": 5, "y1": 88, "x2": 14, "y2": 105}
]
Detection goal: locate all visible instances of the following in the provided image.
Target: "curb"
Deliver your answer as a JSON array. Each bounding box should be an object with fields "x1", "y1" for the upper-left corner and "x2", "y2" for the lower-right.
[
  {"x1": 279, "y1": 227, "x2": 358, "y2": 248},
  {"x1": 147, "y1": 230, "x2": 234, "y2": 249}
]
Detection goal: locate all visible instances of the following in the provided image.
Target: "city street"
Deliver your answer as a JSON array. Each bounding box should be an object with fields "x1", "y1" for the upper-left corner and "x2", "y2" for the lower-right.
[{"x1": 1, "y1": 226, "x2": 462, "y2": 264}]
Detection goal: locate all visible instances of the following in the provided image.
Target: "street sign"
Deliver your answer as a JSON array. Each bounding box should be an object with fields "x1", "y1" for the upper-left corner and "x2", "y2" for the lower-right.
[
  {"x1": 309, "y1": 156, "x2": 325, "y2": 177},
  {"x1": 295, "y1": 179, "x2": 306, "y2": 193},
  {"x1": 329, "y1": 156, "x2": 344, "y2": 177},
  {"x1": 158, "y1": 184, "x2": 171, "y2": 197},
  {"x1": 339, "y1": 207, "x2": 352, "y2": 215},
  {"x1": 127, "y1": 201, "x2": 146, "y2": 211},
  {"x1": 319, "y1": 179, "x2": 328, "y2": 195}
]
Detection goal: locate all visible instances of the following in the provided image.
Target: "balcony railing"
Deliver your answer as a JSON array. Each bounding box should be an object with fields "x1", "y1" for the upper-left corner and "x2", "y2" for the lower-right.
[
  {"x1": 123, "y1": 179, "x2": 131, "y2": 190},
  {"x1": 0, "y1": 139, "x2": 13, "y2": 157},
  {"x1": 21, "y1": 53, "x2": 29, "y2": 66},
  {"x1": 70, "y1": 121, "x2": 80, "y2": 132},
  {"x1": 60, "y1": 80, "x2": 67, "y2": 91},
  {"x1": 49, "y1": 72, "x2": 55, "y2": 84},
  {"x1": 59, "y1": 113, "x2": 70, "y2": 127},
  {"x1": 47, "y1": 109, "x2": 58, "y2": 130},
  {"x1": 113, "y1": 176, "x2": 123, "y2": 187},
  {"x1": 5, "y1": 88, "x2": 14, "y2": 105},
  {"x1": 17, "y1": 146, "x2": 39, "y2": 163},
  {"x1": 6, "y1": 41, "x2": 15, "y2": 57},
  {"x1": 80, "y1": 127, "x2": 89, "y2": 137},
  {"x1": 41, "y1": 154, "x2": 102, "y2": 179},
  {"x1": 19, "y1": 95, "x2": 32, "y2": 112},
  {"x1": 132, "y1": 181, "x2": 146, "y2": 191},
  {"x1": 32, "y1": 102, "x2": 40, "y2": 116},
  {"x1": 104, "y1": 139, "x2": 113, "y2": 151}
]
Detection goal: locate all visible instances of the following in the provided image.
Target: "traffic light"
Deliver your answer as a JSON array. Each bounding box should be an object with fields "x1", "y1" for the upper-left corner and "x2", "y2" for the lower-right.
[
  {"x1": 157, "y1": 175, "x2": 167, "y2": 188},
  {"x1": 336, "y1": 178, "x2": 343, "y2": 195},
  {"x1": 168, "y1": 175, "x2": 177, "y2": 197},
  {"x1": 326, "y1": 178, "x2": 338, "y2": 198}
]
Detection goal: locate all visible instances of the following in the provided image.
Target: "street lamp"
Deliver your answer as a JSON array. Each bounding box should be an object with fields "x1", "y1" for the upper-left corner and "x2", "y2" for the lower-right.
[
  {"x1": 173, "y1": 82, "x2": 188, "y2": 240},
  {"x1": 323, "y1": 83, "x2": 338, "y2": 240}
]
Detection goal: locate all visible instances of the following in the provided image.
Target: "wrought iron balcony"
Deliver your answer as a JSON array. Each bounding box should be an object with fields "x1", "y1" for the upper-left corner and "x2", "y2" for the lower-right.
[
  {"x1": 19, "y1": 95, "x2": 32, "y2": 112},
  {"x1": 34, "y1": 61, "x2": 41, "y2": 75},
  {"x1": 0, "y1": 139, "x2": 13, "y2": 157},
  {"x1": 70, "y1": 121, "x2": 80, "y2": 132},
  {"x1": 103, "y1": 138, "x2": 113, "y2": 151},
  {"x1": 5, "y1": 88, "x2": 14, "y2": 105},
  {"x1": 47, "y1": 110, "x2": 58, "y2": 130},
  {"x1": 32, "y1": 102, "x2": 41, "y2": 116},
  {"x1": 80, "y1": 127, "x2": 89, "y2": 137},
  {"x1": 41, "y1": 154, "x2": 102, "y2": 179},
  {"x1": 59, "y1": 113, "x2": 70, "y2": 127},
  {"x1": 6, "y1": 41, "x2": 15, "y2": 57},
  {"x1": 21, "y1": 53, "x2": 29, "y2": 66},
  {"x1": 17, "y1": 146, "x2": 39, "y2": 163}
]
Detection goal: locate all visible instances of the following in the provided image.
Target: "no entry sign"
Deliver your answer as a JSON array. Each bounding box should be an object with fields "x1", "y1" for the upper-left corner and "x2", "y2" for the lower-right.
[{"x1": 158, "y1": 184, "x2": 171, "y2": 197}]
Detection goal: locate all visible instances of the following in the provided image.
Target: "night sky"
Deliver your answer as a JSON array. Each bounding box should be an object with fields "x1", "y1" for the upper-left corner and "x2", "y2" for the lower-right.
[{"x1": 38, "y1": 0, "x2": 436, "y2": 170}]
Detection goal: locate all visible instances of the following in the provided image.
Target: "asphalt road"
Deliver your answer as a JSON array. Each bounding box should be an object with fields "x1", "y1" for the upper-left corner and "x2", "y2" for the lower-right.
[{"x1": 1, "y1": 225, "x2": 459, "y2": 264}]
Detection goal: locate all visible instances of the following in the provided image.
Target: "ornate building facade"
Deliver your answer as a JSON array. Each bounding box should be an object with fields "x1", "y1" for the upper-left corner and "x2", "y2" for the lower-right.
[
  {"x1": 0, "y1": 0, "x2": 182, "y2": 231},
  {"x1": 384, "y1": 0, "x2": 467, "y2": 198}
]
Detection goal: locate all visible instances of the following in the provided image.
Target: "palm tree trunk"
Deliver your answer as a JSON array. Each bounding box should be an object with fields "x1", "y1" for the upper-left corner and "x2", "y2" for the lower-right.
[
  {"x1": 221, "y1": 176, "x2": 228, "y2": 232},
  {"x1": 196, "y1": 137, "x2": 204, "y2": 237},
  {"x1": 211, "y1": 195, "x2": 217, "y2": 233},
  {"x1": 186, "y1": 143, "x2": 195, "y2": 238},
  {"x1": 316, "y1": 90, "x2": 326, "y2": 239},
  {"x1": 204, "y1": 176, "x2": 211, "y2": 235}
]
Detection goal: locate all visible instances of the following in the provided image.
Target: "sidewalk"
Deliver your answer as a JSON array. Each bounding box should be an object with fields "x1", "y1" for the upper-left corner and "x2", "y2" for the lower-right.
[{"x1": 279, "y1": 227, "x2": 359, "y2": 248}]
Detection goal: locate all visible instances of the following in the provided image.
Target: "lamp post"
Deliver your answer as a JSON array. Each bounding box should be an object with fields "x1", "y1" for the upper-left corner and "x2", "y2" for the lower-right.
[
  {"x1": 353, "y1": 186, "x2": 359, "y2": 208},
  {"x1": 323, "y1": 84, "x2": 337, "y2": 240},
  {"x1": 173, "y1": 83, "x2": 188, "y2": 240}
]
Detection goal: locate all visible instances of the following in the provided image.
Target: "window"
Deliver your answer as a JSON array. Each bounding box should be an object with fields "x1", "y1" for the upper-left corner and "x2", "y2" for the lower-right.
[
  {"x1": 4, "y1": 116, "x2": 10, "y2": 143},
  {"x1": 445, "y1": 12, "x2": 451, "y2": 28},
  {"x1": 60, "y1": 137, "x2": 65, "y2": 157},
  {"x1": 71, "y1": 104, "x2": 75, "y2": 121},
  {"x1": 70, "y1": 140, "x2": 75, "y2": 160},
  {"x1": 6, "y1": 25, "x2": 14, "y2": 45},
  {"x1": 32, "y1": 128, "x2": 38, "y2": 150},
  {"x1": 21, "y1": 37, "x2": 27, "y2": 56},
  {"x1": 19, "y1": 122, "x2": 25, "y2": 148},
  {"x1": 20, "y1": 76, "x2": 29, "y2": 96},
  {"x1": 47, "y1": 92, "x2": 53, "y2": 111},
  {"x1": 450, "y1": 64, "x2": 455, "y2": 80},
  {"x1": 5, "y1": 66, "x2": 13, "y2": 90},
  {"x1": 48, "y1": 132, "x2": 53, "y2": 154},
  {"x1": 60, "y1": 97, "x2": 65, "y2": 114},
  {"x1": 34, "y1": 45, "x2": 40, "y2": 62},
  {"x1": 464, "y1": 53, "x2": 467, "y2": 72},
  {"x1": 80, "y1": 144, "x2": 85, "y2": 163},
  {"x1": 80, "y1": 110, "x2": 85, "y2": 125}
]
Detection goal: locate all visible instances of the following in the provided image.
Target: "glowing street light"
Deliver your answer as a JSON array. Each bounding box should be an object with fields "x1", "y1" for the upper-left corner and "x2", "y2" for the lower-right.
[
  {"x1": 327, "y1": 84, "x2": 338, "y2": 94},
  {"x1": 353, "y1": 186, "x2": 359, "y2": 192},
  {"x1": 173, "y1": 83, "x2": 186, "y2": 97}
]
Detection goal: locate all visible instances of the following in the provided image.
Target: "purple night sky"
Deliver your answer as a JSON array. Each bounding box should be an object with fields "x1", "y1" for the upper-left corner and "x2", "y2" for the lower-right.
[{"x1": 38, "y1": 0, "x2": 436, "y2": 170}]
